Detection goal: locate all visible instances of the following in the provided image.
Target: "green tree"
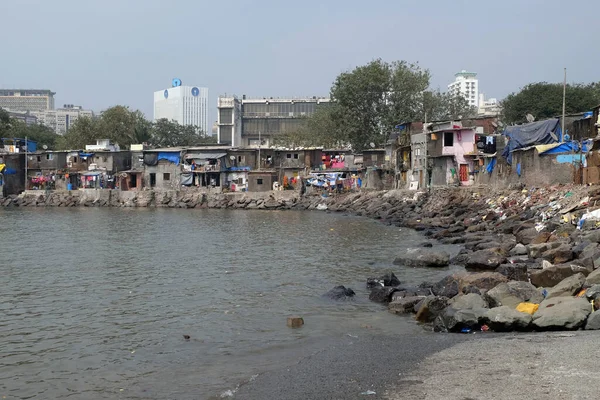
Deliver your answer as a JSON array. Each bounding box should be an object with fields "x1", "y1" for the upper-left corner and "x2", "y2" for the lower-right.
[
  {"x1": 422, "y1": 91, "x2": 476, "y2": 121},
  {"x1": 150, "y1": 119, "x2": 216, "y2": 147},
  {"x1": 7, "y1": 121, "x2": 60, "y2": 149},
  {"x1": 57, "y1": 116, "x2": 99, "y2": 150},
  {"x1": 502, "y1": 82, "x2": 600, "y2": 124}
]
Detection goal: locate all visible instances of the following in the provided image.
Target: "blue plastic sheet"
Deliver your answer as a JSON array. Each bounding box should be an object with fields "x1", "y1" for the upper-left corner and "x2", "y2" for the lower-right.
[
  {"x1": 158, "y1": 152, "x2": 180, "y2": 165},
  {"x1": 486, "y1": 158, "x2": 496, "y2": 174},
  {"x1": 502, "y1": 119, "x2": 560, "y2": 164}
]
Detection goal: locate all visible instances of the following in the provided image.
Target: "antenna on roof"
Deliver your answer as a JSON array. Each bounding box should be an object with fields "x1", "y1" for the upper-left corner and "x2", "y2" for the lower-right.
[
  {"x1": 369, "y1": 142, "x2": 375, "y2": 148},
  {"x1": 526, "y1": 113, "x2": 535, "y2": 123}
]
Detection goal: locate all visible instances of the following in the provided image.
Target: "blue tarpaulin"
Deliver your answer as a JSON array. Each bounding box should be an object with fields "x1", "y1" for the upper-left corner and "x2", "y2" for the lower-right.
[
  {"x1": 158, "y1": 152, "x2": 180, "y2": 165},
  {"x1": 486, "y1": 158, "x2": 496, "y2": 174},
  {"x1": 502, "y1": 119, "x2": 560, "y2": 164},
  {"x1": 79, "y1": 152, "x2": 94, "y2": 158}
]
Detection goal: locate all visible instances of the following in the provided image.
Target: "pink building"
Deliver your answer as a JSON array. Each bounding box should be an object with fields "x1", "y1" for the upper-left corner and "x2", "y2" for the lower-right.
[{"x1": 427, "y1": 123, "x2": 477, "y2": 186}]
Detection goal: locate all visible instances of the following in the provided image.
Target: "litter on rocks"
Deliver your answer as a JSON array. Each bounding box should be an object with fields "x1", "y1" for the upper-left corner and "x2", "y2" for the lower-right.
[{"x1": 360, "y1": 390, "x2": 376, "y2": 395}]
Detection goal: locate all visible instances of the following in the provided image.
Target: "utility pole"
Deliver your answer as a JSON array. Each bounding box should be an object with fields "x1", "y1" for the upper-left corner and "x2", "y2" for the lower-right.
[
  {"x1": 24, "y1": 136, "x2": 28, "y2": 191},
  {"x1": 258, "y1": 130, "x2": 261, "y2": 171},
  {"x1": 563, "y1": 68, "x2": 567, "y2": 142}
]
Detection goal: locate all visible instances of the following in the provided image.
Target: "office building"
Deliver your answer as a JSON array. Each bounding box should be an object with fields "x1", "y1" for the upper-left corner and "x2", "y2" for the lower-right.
[
  {"x1": 32, "y1": 105, "x2": 94, "y2": 135},
  {"x1": 0, "y1": 89, "x2": 55, "y2": 112},
  {"x1": 448, "y1": 71, "x2": 479, "y2": 108},
  {"x1": 153, "y1": 85, "x2": 209, "y2": 135},
  {"x1": 217, "y1": 96, "x2": 330, "y2": 147}
]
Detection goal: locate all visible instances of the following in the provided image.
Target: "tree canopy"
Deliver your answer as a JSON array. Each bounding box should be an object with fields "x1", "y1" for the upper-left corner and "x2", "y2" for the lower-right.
[
  {"x1": 0, "y1": 108, "x2": 61, "y2": 149},
  {"x1": 501, "y1": 82, "x2": 600, "y2": 125},
  {"x1": 274, "y1": 59, "x2": 475, "y2": 151},
  {"x1": 57, "y1": 106, "x2": 216, "y2": 150}
]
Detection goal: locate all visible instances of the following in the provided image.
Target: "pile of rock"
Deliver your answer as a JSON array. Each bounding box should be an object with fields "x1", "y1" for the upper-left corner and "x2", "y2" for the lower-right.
[{"x1": 373, "y1": 269, "x2": 600, "y2": 333}]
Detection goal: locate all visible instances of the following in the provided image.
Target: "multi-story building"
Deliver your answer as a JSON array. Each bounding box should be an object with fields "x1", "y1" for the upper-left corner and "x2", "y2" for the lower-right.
[
  {"x1": 32, "y1": 105, "x2": 94, "y2": 135},
  {"x1": 477, "y1": 94, "x2": 502, "y2": 116},
  {"x1": 217, "y1": 95, "x2": 330, "y2": 147},
  {"x1": 448, "y1": 71, "x2": 479, "y2": 108},
  {"x1": 3, "y1": 110, "x2": 38, "y2": 125},
  {"x1": 0, "y1": 89, "x2": 55, "y2": 112},
  {"x1": 153, "y1": 84, "x2": 209, "y2": 135}
]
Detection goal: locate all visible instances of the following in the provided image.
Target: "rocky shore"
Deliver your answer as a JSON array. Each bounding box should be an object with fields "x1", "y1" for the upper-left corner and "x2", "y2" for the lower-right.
[{"x1": 6, "y1": 184, "x2": 600, "y2": 333}]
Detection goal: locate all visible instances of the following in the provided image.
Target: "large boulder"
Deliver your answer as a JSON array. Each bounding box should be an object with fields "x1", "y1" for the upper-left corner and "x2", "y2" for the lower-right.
[
  {"x1": 449, "y1": 293, "x2": 488, "y2": 310},
  {"x1": 528, "y1": 242, "x2": 562, "y2": 259},
  {"x1": 366, "y1": 271, "x2": 401, "y2": 289},
  {"x1": 532, "y1": 297, "x2": 592, "y2": 330},
  {"x1": 530, "y1": 264, "x2": 591, "y2": 288},
  {"x1": 509, "y1": 243, "x2": 528, "y2": 256},
  {"x1": 431, "y1": 275, "x2": 460, "y2": 298},
  {"x1": 323, "y1": 285, "x2": 356, "y2": 300},
  {"x1": 368, "y1": 286, "x2": 399, "y2": 303},
  {"x1": 495, "y1": 264, "x2": 528, "y2": 281},
  {"x1": 483, "y1": 306, "x2": 533, "y2": 332},
  {"x1": 541, "y1": 244, "x2": 574, "y2": 264},
  {"x1": 433, "y1": 307, "x2": 488, "y2": 333},
  {"x1": 390, "y1": 286, "x2": 431, "y2": 301},
  {"x1": 459, "y1": 272, "x2": 508, "y2": 291},
  {"x1": 393, "y1": 248, "x2": 450, "y2": 268},
  {"x1": 585, "y1": 268, "x2": 600, "y2": 286},
  {"x1": 485, "y1": 281, "x2": 544, "y2": 308},
  {"x1": 388, "y1": 296, "x2": 426, "y2": 315},
  {"x1": 464, "y1": 249, "x2": 507, "y2": 270},
  {"x1": 530, "y1": 232, "x2": 554, "y2": 245},
  {"x1": 585, "y1": 285, "x2": 600, "y2": 302},
  {"x1": 515, "y1": 227, "x2": 539, "y2": 245},
  {"x1": 585, "y1": 310, "x2": 600, "y2": 330},
  {"x1": 415, "y1": 296, "x2": 449, "y2": 323},
  {"x1": 545, "y1": 273, "x2": 586, "y2": 299}
]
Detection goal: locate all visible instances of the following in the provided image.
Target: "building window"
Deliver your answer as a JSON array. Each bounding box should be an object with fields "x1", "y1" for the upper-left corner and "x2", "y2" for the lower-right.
[
  {"x1": 36, "y1": 156, "x2": 41, "y2": 162},
  {"x1": 163, "y1": 173, "x2": 171, "y2": 181},
  {"x1": 46, "y1": 153, "x2": 54, "y2": 160},
  {"x1": 257, "y1": 178, "x2": 263, "y2": 185},
  {"x1": 286, "y1": 153, "x2": 292, "y2": 159},
  {"x1": 293, "y1": 153, "x2": 299, "y2": 159},
  {"x1": 444, "y1": 132, "x2": 454, "y2": 147},
  {"x1": 415, "y1": 148, "x2": 421, "y2": 156},
  {"x1": 73, "y1": 156, "x2": 78, "y2": 163},
  {"x1": 150, "y1": 173, "x2": 156, "y2": 187}
]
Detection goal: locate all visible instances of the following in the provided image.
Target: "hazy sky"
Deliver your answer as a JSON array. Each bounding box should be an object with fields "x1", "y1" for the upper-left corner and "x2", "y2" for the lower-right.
[{"x1": 3, "y1": 0, "x2": 599, "y2": 122}]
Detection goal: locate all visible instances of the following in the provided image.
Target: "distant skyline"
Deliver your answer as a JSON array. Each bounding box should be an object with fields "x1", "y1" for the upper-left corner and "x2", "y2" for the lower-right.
[{"x1": 2, "y1": 0, "x2": 599, "y2": 123}]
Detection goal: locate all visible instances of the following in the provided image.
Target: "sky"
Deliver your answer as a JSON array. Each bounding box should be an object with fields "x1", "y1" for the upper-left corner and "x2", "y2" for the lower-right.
[{"x1": 2, "y1": 0, "x2": 599, "y2": 123}]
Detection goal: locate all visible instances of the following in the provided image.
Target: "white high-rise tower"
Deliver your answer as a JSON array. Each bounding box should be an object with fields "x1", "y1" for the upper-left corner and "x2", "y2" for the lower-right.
[
  {"x1": 153, "y1": 79, "x2": 209, "y2": 135},
  {"x1": 448, "y1": 70, "x2": 479, "y2": 108}
]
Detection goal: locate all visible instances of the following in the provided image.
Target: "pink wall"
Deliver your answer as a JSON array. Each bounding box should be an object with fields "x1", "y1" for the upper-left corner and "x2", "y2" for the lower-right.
[{"x1": 441, "y1": 129, "x2": 476, "y2": 184}]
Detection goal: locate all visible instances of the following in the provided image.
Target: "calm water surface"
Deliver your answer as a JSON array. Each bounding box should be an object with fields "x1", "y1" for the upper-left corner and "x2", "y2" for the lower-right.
[{"x1": 0, "y1": 208, "x2": 462, "y2": 399}]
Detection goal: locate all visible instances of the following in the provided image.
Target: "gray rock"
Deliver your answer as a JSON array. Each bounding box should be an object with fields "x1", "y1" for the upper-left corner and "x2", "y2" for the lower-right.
[
  {"x1": 528, "y1": 242, "x2": 562, "y2": 259},
  {"x1": 585, "y1": 310, "x2": 600, "y2": 330},
  {"x1": 323, "y1": 285, "x2": 356, "y2": 300},
  {"x1": 585, "y1": 268, "x2": 600, "y2": 286},
  {"x1": 415, "y1": 296, "x2": 449, "y2": 323},
  {"x1": 368, "y1": 286, "x2": 399, "y2": 303},
  {"x1": 585, "y1": 285, "x2": 600, "y2": 301},
  {"x1": 496, "y1": 264, "x2": 528, "y2": 281},
  {"x1": 515, "y1": 227, "x2": 539, "y2": 245},
  {"x1": 510, "y1": 243, "x2": 528, "y2": 256},
  {"x1": 485, "y1": 281, "x2": 543, "y2": 309},
  {"x1": 483, "y1": 306, "x2": 533, "y2": 332},
  {"x1": 388, "y1": 296, "x2": 426, "y2": 315},
  {"x1": 532, "y1": 297, "x2": 592, "y2": 330},
  {"x1": 459, "y1": 272, "x2": 508, "y2": 291},
  {"x1": 431, "y1": 275, "x2": 460, "y2": 298},
  {"x1": 530, "y1": 264, "x2": 591, "y2": 288},
  {"x1": 449, "y1": 293, "x2": 488, "y2": 310},
  {"x1": 390, "y1": 286, "x2": 431, "y2": 301},
  {"x1": 366, "y1": 271, "x2": 401, "y2": 289},
  {"x1": 545, "y1": 273, "x2": 586, "y2": 299},
  {"x1": 433, "y1": 307, "x2": 488, "y2": 333},
  {"x1": 464, "y1": 249, "x2": 507, "y2": 270},
  {"x1": 541, "y1": 244, "x2": 574, "y2": 264},
  {"x1": 393, "y1": 248, "x2": 450, "y2": 268}
]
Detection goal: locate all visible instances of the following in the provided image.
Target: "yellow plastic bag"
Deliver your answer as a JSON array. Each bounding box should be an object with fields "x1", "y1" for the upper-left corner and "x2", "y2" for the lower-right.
[{"x1": 516, "y1": 302, "x2": 539, "y2": 315}]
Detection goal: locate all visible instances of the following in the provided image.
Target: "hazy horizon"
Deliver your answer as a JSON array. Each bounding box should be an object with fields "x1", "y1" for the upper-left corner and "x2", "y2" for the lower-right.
[{"x1": 2, "y1": 0, "x2": 599, "y2": 121}]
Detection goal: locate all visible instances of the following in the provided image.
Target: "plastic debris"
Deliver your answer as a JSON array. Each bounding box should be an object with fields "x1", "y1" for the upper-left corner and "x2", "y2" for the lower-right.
[
  {"x1": 360, "y1": 390, "x2": 376, "y2": 395},
  {"x1": 480, "y1": 325, "x2": 490, "y2": 332},
  {"x1": 460, "y1": 328, "x2": 472, "y2": 333},
  {"x1": 516, "y1": 302, "x2": 539, "y2": 315},
  {"x1": 542, "y1": 289, "x2": 548, "y2": 298}
]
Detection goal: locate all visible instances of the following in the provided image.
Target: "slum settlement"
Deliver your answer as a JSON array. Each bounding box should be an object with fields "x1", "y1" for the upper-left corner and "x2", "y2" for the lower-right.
[{"x1": 2, "y1": 110, "x2": 600, "y2": 198}]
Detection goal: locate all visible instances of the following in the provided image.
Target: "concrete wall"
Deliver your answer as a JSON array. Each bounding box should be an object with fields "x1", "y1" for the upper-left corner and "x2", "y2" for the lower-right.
[
  {"x1": 248, "y1": 173, "x2": 277, "y2": 192},
  {"x1": 144, "y1": 161, "x2": 181, "y2": 190},
  {"x1": 27, "y1": 152, "x2": 67, "y2": 171}
]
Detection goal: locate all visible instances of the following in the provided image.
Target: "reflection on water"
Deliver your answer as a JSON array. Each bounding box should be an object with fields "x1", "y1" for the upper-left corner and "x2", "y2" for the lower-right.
[{"x1": 0, "y1": 208, "x2": 461, "y2": 399}]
